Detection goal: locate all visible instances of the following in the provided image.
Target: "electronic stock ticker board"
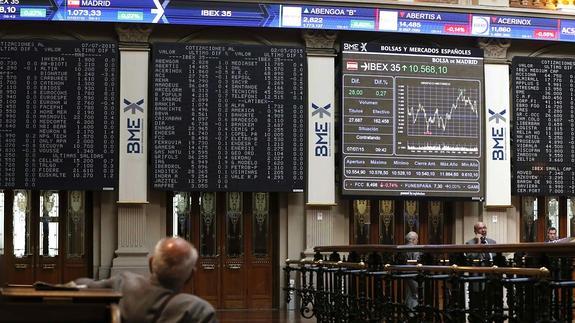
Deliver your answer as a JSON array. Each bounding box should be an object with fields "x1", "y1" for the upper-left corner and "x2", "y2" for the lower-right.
[
  {"x1": 152, "y1": 43, "x2": 305, "y2": 192},
  {"x1": 5, "y1": 1, "x2": 575, "y2": 44},
  {"x1": 341, "y1": 42, "x2": 484, "y2": 199},
  {"x1": 512, "y1": 57, "x2": 575, "y2": 196},
  {"x1": 0, "y1": 40, "x2": 117, "y2": 190}
]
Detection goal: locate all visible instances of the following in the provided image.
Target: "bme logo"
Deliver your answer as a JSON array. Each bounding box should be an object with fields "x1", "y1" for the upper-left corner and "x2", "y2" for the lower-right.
[
  {"x1": 68, "y1": 0, "x2": 80, "y2": 7},
  {"x1": 343, "y1": 42, "x2": 367, "y2": 52},
  {"x1": 124, "y1": 98, "x2": 145, "y2": 154},
  {"x1": 312, "y1": 103, "x2": 331, "y2": 157},
  {"x1": 489, "y1": 109, "x2": 506, "y2": 161}
]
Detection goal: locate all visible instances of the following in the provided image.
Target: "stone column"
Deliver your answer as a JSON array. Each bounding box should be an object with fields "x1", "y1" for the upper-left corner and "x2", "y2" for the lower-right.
[
  {"x1": 111, "y1": 25, "x2": 153, "y2": 276},
  {"x1": 479, "y1": 38, "x2": 516, "y2": 244},
  {"x1": 301, "y1": 31, "x2": 348, "y2": 258}
]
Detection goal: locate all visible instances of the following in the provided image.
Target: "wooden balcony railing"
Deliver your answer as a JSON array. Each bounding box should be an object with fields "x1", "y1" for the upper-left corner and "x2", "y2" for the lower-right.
[{"x1": 284, "y1": 242, "x2": 575, "y2": 322}]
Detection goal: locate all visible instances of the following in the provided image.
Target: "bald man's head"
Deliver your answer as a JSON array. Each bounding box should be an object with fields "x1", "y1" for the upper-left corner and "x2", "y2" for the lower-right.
[{"x1": 150, "y1": 237, "x2": 198, "y2": 291}]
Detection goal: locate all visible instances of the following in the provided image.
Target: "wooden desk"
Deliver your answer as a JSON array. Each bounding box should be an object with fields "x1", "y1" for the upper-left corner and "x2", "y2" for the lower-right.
[{"x1": 0, "y1": 286, "x2": 122, "y2": 323}]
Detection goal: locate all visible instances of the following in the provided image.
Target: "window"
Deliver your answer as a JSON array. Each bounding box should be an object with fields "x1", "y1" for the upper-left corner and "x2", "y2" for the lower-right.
[
  {"x1": 353, "y1": 200, "x2": 371, "y2": 244},
  {"x1": 378, "y1": 200, "x2": 394, "y2": 244},
  {"x1": 13, "y1": 190, "x2": 31, "y2": 258},
  {"x1": 521, "y1": 197, "x2": 538, "y2": 242},
  {"x1": 39, "y1": 191, "x2": 59, "y2": 257},
  {"x1": 546, "y1": 197, "x2": 559, "y2": 235},
  {"x1": 10, "y1": 190, "x2": 88, "y2": 258},
  {"x1": 403, "y1": 200, "x2": 419, "y2": 233},
  {"x1": 226, "y1": 192, "x2": 243, "y2": 257},
  {"x1": 172, "y1": 192, "x2": 191, "y2": 240},
  {"x1": 521, "y1": 196, "x2": 575, "y2": 241},
  {"x1": 252, "y1": 192, "x2": 269, "y2": 257},
  {"x1": 200, "y1": 192, "x2": 217, "y2": 257},
  {"x1": 568, "y1": 197, "x2": 574, "y2": 237},
  {"x1": 67, "y1": 190, "x2": 85, "y2": 258}
]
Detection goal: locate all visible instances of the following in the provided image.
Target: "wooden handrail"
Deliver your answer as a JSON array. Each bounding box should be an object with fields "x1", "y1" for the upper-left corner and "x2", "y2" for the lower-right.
[
  {"x1": 285, "y1": 259, "x2": 367, "y2": 269},
  {"x1": 385, "y1": 264, "x2": 550, "y2": 277},
  {"x1": 314, "y1": 241, "x2": 575, "y2": 255},
  {"x1": 285, "y1": 259, "x2": 551, "y2": 277}
]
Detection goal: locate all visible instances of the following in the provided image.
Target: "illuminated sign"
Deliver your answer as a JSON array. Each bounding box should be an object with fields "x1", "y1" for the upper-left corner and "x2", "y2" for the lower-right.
[
  {"x1": 341, "y1": 41, "x2": 485, "y2": 199},
  {"x1": 3, "y1": 1, "x2": 575, "y2": 43}
]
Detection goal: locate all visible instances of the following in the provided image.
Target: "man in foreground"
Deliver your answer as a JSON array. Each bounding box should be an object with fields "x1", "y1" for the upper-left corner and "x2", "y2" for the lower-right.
[{"x1": 76, "y1": 237, "x2": 217, "y2": 323}]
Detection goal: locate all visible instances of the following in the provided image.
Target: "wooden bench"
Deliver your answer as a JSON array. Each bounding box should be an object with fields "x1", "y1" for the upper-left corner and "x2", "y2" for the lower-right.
[{"x1": 0, "y1": 286, "x2": 121, "y2": 323}]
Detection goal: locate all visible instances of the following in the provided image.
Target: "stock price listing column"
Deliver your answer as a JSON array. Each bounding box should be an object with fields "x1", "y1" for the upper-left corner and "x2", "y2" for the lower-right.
[
  {"x1": 512, "y1": 57, "x2": 575, "y2": 196},
  {"x1": 0, "y1": 40, "x2": 117, "y2": 190},
  {"x1": 152, "y1": 44, "x2": 305, "y2": 192},
  {"x1": 341, "y1": 42, "x2": 484, "y2": 198}
]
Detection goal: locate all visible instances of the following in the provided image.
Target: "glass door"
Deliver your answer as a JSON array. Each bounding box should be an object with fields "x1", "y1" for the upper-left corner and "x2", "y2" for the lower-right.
[{"x1": 4, "y1": 190, "x2": 90, "y2": 285}]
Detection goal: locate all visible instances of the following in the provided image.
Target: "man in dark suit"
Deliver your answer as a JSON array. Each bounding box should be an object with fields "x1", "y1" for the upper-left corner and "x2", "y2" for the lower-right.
[
  {"x1": 465, "y1": 222, "x2": 496, "y2": 263},
  {"x1": 76, "y1": 237, "x2": 217, "y2": 323},
  {"x1": 465, "y1": 222, "x2": 496, "y2": 323}
]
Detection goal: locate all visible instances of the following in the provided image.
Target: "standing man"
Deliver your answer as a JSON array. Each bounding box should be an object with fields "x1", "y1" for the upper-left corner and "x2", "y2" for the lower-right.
[
  {"x1": 467, "y1": 222, "x2": 496, "y2": 245},
  {"x1": 465, "y1": 222, "x2": 496, "y2": 263},
  {"x1": 76, "y1": 237, "x2": 217, "y2": 323},
  {"x1": 404, "y1": 231, "x2": 420, "y2": 314},
  {"x1": 465, "y1": 222, "x2": 496, "y2": 323}
]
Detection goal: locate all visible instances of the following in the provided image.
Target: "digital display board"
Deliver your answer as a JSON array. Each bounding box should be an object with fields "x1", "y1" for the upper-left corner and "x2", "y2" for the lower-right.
[
  {"x1": 378, "y1": 10, "x2": 470, "y2": 35},
  {"x1": 512, "y1": 57, "x2": 575, "y2": 196},
  {"x1": 341, "y1": 42, "x2": 484, "y2": 198},
  {"x1": 152, "y1": 43, "x2": 305, "y2": 192},
  {"x1": 0, "y1": 40, "x2": 118, "y2": 190},
  {"x1": 4, "y1": 1, "x2": 575, "y2": 44}
]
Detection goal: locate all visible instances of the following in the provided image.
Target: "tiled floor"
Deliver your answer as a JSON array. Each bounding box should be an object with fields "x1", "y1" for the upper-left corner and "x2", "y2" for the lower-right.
[{"x1": 216, "y1": 309, "x2": 315, "y2": 322}]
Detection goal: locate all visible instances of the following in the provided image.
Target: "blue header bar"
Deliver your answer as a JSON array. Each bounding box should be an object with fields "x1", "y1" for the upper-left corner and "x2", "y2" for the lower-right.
[{"x1": 3, "y1": 1, "x2": 575, "y2": 42}]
